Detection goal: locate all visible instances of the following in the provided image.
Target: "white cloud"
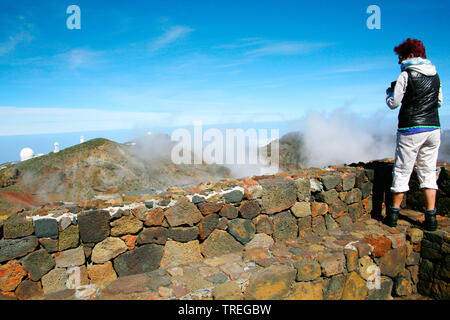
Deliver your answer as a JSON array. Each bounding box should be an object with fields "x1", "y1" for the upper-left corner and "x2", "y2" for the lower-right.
[
  {"x1": 149, "y1": 25, "x2": 194, "y2": 51},
  {"x1": 53, "y1": 48, "x2": 105, "y2": 70},
  {"x1": 0, "y1": 16, "x2": 34, "y2": 56},
  {"x1": 214, "y1": 37, "x2": 332, "y2": 57},
  {"x1": 245, "y1": 41, "x2": 331, "y2": 57},
  {"x1": 213, "y1": 38, "x2": 266, "y2": 50},
  {"x1": 0, "y1": 31, "x2": 33, "y2": 56},
  {"x1": 60, "y1": 49, "x2": 103, "y2": 69},
  {"x1": 0, "y1": 106, "x2": 286, "y2": 136},
  {"x1": 0, "y1": 107, "x2": 171, "y2": 135}
]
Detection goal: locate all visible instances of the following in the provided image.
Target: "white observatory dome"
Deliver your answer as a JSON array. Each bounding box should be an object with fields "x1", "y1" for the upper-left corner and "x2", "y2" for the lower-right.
[{"x1": 20, "y1": 148, "x2": 35, "y2": 161}]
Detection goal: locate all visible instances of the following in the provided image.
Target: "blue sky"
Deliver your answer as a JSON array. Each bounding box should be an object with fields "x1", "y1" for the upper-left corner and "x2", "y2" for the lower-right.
[{"x1": 1, "y1": 0, "x2": 449, "y2": 162}]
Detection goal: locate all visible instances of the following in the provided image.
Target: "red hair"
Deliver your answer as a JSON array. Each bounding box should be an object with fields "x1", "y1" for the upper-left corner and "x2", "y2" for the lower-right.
[{"x1": 394, "y1": 38, "x2": 427, "y2": 59}]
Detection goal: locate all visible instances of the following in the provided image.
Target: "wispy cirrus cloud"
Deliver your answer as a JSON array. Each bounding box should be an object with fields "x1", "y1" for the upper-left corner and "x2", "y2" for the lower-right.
[
  {"x1": 56, "y1": 48, "x2": 105, "y2": 70},
  {"x1": 214, "y1": 38, "x2": 332, "y2": 57},
  {"x1": 0, "y1": 106, "x2": 286, "y2": 136},
  {"x1": 9, "y1": 48, "x2": 107, "y2": 71},
  {"x1": 0, "y1": 16, "x2": 34, "y2": 56},
  {"x1": 0, "y1": 31, "x2": 33, "y2": 56},
  {"x1": 245, "y1": 41, "x2": 331, "y2": 57},
  {"x1": 149, "y1": 25, "x2": 194, "y2": 51},
  {"x1": 213, "y1": 37, "x2": 266, "y2": 50}
]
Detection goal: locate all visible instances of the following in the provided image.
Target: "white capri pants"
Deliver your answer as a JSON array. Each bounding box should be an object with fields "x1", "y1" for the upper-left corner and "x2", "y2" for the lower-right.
[{"x1": 391, "y1": 129, "x2": 441, "y2": 193}]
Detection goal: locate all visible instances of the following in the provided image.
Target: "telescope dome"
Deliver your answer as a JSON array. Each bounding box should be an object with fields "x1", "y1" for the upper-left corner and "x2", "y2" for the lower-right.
[{"x1": 20, "y1": 147, "x2": 34, "y2": 161}]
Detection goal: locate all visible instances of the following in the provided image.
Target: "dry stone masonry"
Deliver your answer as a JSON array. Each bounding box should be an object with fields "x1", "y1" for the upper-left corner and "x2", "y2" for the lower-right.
[{"x1": 0, "y1": 163, "x2": 448, "y2": 300}]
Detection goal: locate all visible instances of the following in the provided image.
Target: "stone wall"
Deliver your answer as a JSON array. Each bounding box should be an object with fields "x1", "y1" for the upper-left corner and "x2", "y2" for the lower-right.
[
  {"x1": 353, "y1": 161, "x2": 450, "y2": 217},
  {"x1": 0, "y1": 164, "x2": 448, "y2": 300},
  {"x1": 417, "y1": 230, "x2": 450, "y2": 299}
]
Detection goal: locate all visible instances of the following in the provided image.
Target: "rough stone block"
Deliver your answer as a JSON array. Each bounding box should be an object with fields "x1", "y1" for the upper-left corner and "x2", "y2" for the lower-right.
[
  {"x1": 110, "y1": 215, "x2": 143, "y2": 236},
  {"x1": 137, "y1": 227, "x2": 168, "y2": 245},
  {"x1": 160, "y1": 240, "x2": 203, "y2": 268},
  {"x1": 228, "y1": 218, "x2": 256, "y2": 244},
  {"x1": 286, "y1": 281, "x2": 323, "y2": 300},
  {"x1": 253, "y1": 215, "x2": 274, "y2": 235},
  {"x1": 199, "y1": 214, "x2": 220, "y2": 240},
  {"x1": 312, "y1": 202, "x2": 328, "y2": 216},
  {"x1": 54, "y1": 247, "x2": 85, "y2": 268},
  {"x1": 0, "y1": 260, "x2": 27, "y2": 292},
  {"x1": 91, "y1": 237, "x2": 128, "y2": 264},
  {"x1": 316, "y1": 189, "x2": 339, "y2": 205},
  {"x1": 312, "y1": 216, "x2": 326, "y2": 235},
  {"x1": 41, "y1": 268, "x2": 69, "y2": 295},
  {"x1": 348, "y1": 202, "x2": 364, "y2": 222},
  {"x1": 219, "y1": 204, "x2": 239, "y2": 219},
  {"x1": 273, "y1": 211, "x2": 298, "y2": 242},
  {"x1": 294, "y1": 258, "x2": 322, "y2": 281},
  {"x1": 200, "y1": 230, "x2": 244, "y2": 258},
  {"x1": 364, "y1": 235, "x2": 391, "y2": 258},
  {"x1": 324, "y1": 214, "x2": 339, "y2": 231},
  {"x1": 58, "y1": 225, "x2": 79, "y2": 251},
  {"x1": 341, "y1": 272, "x2": 368, "y2": 300},
  {"x1": 245, "y1": 233, "x2": 274, "y2": 250},
  {"x1": 239, "y1": 200, "x2": 261, "y2": 219},
  {"x1": 87, "y1": 261, "x2": 118, "y2": 285},
  {"x1": 342, "y1": 173, "x2": 356, "y2": 191},
  {"x1": 319, "y1": 174, "x2": 341, "y2": 191},
  {"x1": 345, "y1": 188, "x2": 362, "y2": 205},
  {"x1": 295, "y1": 178, "x2": 311, "y2": 201},
  {"x1": 212, "y1": 281, "x2": 242, "y2": 300},
  {"x1": 113, "y1": 244, "x2": 163, "y2": 277},
  {"x1": 14, "y1": 279, "x2": 43, "y2": 300},
  {"x1": 366, "y1": 276, "x2": 393, "y2": 300},
  {"x1": 3, "y1": 216, "x2": 34, "y2": 239},
  {"x1": 223, "y1": 189, "x2": 244, "y2": 203},
  {"x1": 259, "y1": 176, "x2": 297, "y2": 214},
  {"x1": 168, "y1": 227, "x2": 199, "y2": 242},
  {"x1": 245, "y1": 265, "x2": 296, "y2": 300},
  {"x1": 394, "y1": 269, "x2": 414, "y2": 296},
  {"x1": 144, "y1": 208, "x2": 165, "y2": 227},
  {"x1": 318, "y1": 252, "x2": 346, "y2": 277},
  {"x1": 34, "y1": 218, "x2": 58, "y2": 239},
  {"x1": 324, "y1": 274, "x2": 346, "y2": 300},
  {"x1": 77, "y1": 210, "x2": 110, "y2": 243},
  {"x1": 0, "y1": 236, "x2": 39, "y2": 263},
  {"x1": 198, "y1": 203, "x2": 224, "y2": 215},
  {"x1": 291, "y1": 202, "x2": 311, "y2": 218},
  {"x1": 21, "y1": 249, "x2": 55, "y2": 281},
  {"x1": 378, "y1": 246, "x2": 407, "y2": 278},
  {"x1": 164, "y1": 198, "x2": 202, "y2": 227}
]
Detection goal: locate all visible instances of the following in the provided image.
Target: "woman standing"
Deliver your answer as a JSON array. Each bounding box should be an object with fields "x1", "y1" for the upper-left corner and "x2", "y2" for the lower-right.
[{"x1": 385, "y1": 38, "x2": 443, "y2": 231}]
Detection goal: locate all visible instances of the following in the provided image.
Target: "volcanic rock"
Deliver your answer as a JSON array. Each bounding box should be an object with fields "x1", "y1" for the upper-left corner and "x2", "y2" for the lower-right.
[
  {"x1": 3, "y1": 216, "x2": 34, "y2": 239},
  {"x1": 200, "y1": 230, "x2": 244, "y2": 258},
  {"x1": 34, "y1": 218, "x2": 58, "y2": 239},
  {"x1": 77, "y1": 210, "x2": 110, "y2": 243},
  {"x1": 21, "y1": 249, "x2": 56, "y2": 281},
  {"x1": 137, "y1": 227, "x2": 168, "y2": 245},
  {"x1": 113, "y1": 244, "x2": 163, "y2": 277},
  {"x1": 91, "y1": 237, "x2": 128, "y2": 264},
  {"x1": 273, "y1": 211, "x2": 298, "y2": 242},
  {"x1": 0, "y1": 236, "x2": 39, "y2": 263},
  {"x1": 259, "y1": 176, "x2": 297, "y2": 214},
  {"x1": 165, "y1": 199, "x2": 202, "y2": 227}
]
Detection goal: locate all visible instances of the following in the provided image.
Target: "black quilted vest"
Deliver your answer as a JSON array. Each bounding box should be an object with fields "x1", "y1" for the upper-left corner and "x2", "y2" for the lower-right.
[{"x1": 398, "y1": 70, "x2": 441, "y2": 129}]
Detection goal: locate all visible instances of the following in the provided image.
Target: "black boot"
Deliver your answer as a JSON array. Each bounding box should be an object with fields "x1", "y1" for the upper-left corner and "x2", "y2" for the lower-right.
[
  {"x1": 424, "y1": 209, "x2": 438, "y2": 231},
  {"x1": 385, "y1": 207, "x2": 400, "y2": 227}
]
